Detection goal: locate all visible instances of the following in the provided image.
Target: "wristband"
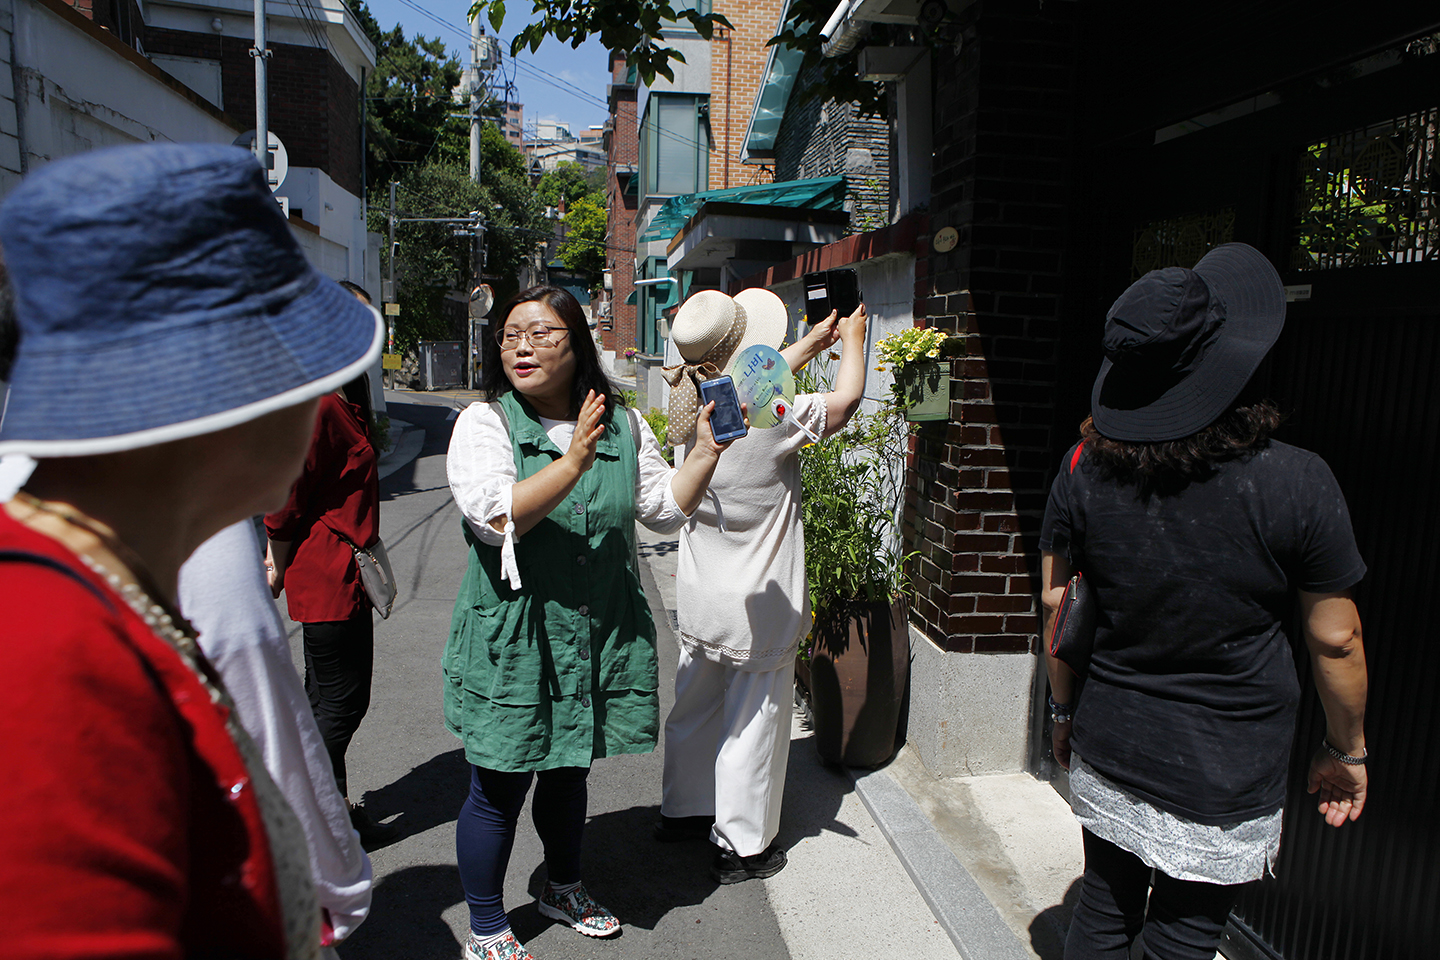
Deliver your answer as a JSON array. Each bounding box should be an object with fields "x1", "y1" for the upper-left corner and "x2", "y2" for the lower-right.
[
  {"x1": 1047, "y1": 693, "x2": 1074, "y2": 725},
  {"x1": 1323, "y1": 739, "x2": 1366, "y2": 766}
]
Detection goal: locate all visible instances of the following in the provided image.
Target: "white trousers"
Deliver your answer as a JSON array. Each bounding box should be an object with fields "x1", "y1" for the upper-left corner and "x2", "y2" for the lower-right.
[{"x1": 661, "y1": 648, "x2": 794, "y2": 857}]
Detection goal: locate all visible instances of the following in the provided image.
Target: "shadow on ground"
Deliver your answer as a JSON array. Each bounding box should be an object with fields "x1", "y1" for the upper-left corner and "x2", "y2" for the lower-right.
[
  {"x1": 1030, "y1": 877, "x2": 1082, "y2": 959},
  {"x1": 357, "y1": 747, "x2": 470, "y2": 843},
  {"x1": 340, "y1": 863, "x2": 464, "y2": 959}
]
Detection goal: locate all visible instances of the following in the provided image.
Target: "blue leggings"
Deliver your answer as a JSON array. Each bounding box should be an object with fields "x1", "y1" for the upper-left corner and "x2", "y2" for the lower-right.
[{"x1": 456, "y1": 764, "x2": 589, "y2": 936}]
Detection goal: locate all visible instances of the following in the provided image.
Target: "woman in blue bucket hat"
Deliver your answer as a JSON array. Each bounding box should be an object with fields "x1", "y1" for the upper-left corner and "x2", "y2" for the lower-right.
[{"x1": 0, "y1": 143, "x2": 382, "y2": 960}]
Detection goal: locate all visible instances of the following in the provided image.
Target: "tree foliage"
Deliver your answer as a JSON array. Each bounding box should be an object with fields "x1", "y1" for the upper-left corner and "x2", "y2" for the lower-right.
[
  {"x1": 354, "y1": 0, "x2": 466, "y2": 194},
  {"x1": 467, "y1": 0, "x2": 732, "y2": 85},
  {"x1": 537, "y1": 161, "x2": 599, "y2": 210},
  {"x1": 558, "y1": 194, "x2": 607, "y2": 280},
  {"x1": 367, "y1": 126, "x2": 544, "y2": 354}
]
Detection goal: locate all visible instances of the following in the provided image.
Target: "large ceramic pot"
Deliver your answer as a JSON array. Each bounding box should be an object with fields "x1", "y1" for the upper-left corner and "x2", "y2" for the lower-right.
[{"x1": 808, "y1": 596, "x2": 910, "y2": 768}]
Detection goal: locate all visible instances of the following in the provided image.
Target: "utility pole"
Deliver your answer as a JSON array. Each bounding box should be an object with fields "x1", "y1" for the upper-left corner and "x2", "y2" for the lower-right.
[
  {"x1": 251, "y1": 0, "x2": 270, "y2": 167},
  {"x1": 467, "y1": 12, "x2": 486, "y2": 390},
  {"x1": 387, "y1": 181, "x2": 397, "y2": 386}
]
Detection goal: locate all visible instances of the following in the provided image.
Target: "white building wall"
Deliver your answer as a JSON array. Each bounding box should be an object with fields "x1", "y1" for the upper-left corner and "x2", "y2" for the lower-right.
[{"x1": 2, "y1": 0, "x2": 237, "y2": 187}]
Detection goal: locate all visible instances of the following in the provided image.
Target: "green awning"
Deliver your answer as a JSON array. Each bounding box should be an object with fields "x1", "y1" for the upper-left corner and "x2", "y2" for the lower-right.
[
  {"x1": 638, "y1": 176, "x2": 847, "y2": 244},
  {"x1": 624, "y1": 290, "x2": 637, "y2": 305}
]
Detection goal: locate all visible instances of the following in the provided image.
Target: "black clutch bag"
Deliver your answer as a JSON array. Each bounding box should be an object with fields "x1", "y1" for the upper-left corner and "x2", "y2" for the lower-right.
[{"x1": 1049, "y1": 570, "x2": 1097, "y2": 677}]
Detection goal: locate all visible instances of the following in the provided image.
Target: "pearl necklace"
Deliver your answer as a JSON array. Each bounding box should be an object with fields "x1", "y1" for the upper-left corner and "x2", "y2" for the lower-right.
[{"x1": 11, "y1": 492, "x2": 210, "y2": 686}]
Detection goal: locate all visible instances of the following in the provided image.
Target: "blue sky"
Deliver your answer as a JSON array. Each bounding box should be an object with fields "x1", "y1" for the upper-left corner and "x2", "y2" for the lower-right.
[{"x1": 362, "y1": 0, "x2": 612, "y2": 135}]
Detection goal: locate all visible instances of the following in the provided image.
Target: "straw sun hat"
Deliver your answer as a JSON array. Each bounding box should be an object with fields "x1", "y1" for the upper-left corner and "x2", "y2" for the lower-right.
[{"x1": 663, "y1": 288, "x2": 788, "y2": 445}]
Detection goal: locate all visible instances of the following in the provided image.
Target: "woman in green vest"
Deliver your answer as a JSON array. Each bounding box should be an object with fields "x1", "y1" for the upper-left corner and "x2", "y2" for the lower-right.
[{"x1": 444, "y1": 286, "x2": 736, "y2": 960}]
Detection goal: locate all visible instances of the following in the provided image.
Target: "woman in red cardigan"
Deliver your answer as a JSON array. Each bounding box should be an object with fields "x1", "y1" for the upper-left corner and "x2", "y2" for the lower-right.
[
  {"x1": 265, "y1": 333, "x2": 394, "y2": 848},
  {"x1": 0, "y1": 143, "x2": 383, "y2": 959}
]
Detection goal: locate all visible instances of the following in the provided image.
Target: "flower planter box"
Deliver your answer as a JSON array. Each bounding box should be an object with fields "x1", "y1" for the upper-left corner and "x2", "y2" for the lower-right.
[{"x1": 895, "y1": 360, "x2": 952, "y2": 422}]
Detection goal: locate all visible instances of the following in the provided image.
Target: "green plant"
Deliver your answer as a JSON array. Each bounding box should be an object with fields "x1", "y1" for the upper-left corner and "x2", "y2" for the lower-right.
[
  {"x1": 369, "y1": 413, "x2": 392, "y2": 453},
  {"x1": 797, "y1": 367, "x2": 914, "y2": 626},
  {"x1": 874, "y1": 327, "x2": 961, "y2": 408},
  {"x1": 619, "y1": 389, "x2": 638, "y2": 408},
  {"x1": 643, "y1": 406, "x2": 672, "y2": 464}
]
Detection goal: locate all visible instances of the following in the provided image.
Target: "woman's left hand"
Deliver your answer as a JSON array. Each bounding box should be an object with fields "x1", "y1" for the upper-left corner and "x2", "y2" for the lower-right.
[
  {"x1": 693, "y1": 401, "x2": 747, "y2": 458},
  {"x1": 1307, "y1": 748, "x2": 1367, "y2": 826},
  {"x1": 1051, "y1": 718, "x2": 1073, "y2": 770}
]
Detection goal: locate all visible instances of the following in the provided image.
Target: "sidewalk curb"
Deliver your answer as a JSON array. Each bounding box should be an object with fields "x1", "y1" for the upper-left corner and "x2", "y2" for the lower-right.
[
  {"x1": 789, "y1": 691, "x2": 1030, "y2": 959},
  {"x1": 848, "y1": 764, "x2": 1033, "y2": 960},
  {"x1": 378, "y1": 418, "x2": 424, "y2": 480}
]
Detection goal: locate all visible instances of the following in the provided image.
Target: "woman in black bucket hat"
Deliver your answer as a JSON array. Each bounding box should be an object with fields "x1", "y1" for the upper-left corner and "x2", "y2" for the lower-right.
[{"x1": 1039, "y1": 243, "x2": 1369, "y2": 960}]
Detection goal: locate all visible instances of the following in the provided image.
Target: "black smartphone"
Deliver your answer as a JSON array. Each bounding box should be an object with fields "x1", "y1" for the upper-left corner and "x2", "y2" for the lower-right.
[
  {"x1": 803, "y1": 268, "x2": 861, "y2": 324},
  {"x1": 697, "y1": 375, "x2": 749, "y2": 443}
]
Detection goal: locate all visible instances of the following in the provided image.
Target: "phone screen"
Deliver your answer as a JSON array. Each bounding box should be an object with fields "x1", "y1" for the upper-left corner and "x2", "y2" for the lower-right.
[
  {"x1": 827, "y1": 268, "x2": 860, "y2": 320},
  {"x1": 803, "y1": 269, "x2": 861, "y2": 324},
  {"x1": 698, "y1": 376, "x2": 748, "y2": 443}
]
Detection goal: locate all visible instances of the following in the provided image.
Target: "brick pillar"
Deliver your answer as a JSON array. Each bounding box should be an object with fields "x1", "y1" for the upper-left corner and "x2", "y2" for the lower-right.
[
  {"x1": 709, "y1": 1, "x2": 784, "y2": 191},
  {"x1": 904, "y1": 0, "x2": 1077, "y2": 777},
  {"x1": 604, "y1": 52, "x2": 638, "y2": 356}
]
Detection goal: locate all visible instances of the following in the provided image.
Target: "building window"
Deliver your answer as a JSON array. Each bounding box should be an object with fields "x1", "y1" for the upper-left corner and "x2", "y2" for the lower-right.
[
  {"x1": 641, "y1": 94, "x2": 710, "y2": 201},
  {"x1": 1292, "y1": 108, "x2": 1440, "y2": 271},
  {"x1": 1132, "y1": 209, "x2": 1235, "y2": 278}
]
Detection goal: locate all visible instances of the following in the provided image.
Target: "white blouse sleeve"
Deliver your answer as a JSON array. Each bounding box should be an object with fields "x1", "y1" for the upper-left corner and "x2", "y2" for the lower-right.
[
  {"x1": 631, "y1": 409, "x2": 690, "y2": 534},
  {"x1": 779, "y1": 393, "x2": 828, "y2": 455},
  {"x1": 446, "y1": 402, "x2": 523, "y2": 588}
]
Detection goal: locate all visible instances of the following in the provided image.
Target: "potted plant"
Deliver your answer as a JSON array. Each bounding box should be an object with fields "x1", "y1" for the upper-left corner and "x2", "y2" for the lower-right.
[
  {"x1": 875, "y1": 327, "x2": 960, "y2": 422},
  {"x1": 798, "y1": 375, "x2": 915, "y2": 768}
]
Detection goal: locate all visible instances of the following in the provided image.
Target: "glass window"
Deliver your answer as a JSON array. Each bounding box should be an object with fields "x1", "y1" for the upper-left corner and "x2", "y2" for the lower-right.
[{"x1": 641, "y1": 94, "x2": 710, "y2": 202}]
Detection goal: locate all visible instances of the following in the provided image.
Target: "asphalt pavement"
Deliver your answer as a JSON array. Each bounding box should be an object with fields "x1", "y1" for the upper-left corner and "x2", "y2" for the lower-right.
[{"x1": 276, "y1": 388, "x2": 1076, "y2": 960}]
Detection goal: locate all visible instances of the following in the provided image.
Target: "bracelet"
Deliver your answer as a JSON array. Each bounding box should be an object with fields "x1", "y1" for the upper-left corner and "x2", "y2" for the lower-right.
[
  {"x1": 1047, "y1": 693, "x2": 1074, "y2": 724},
  {"x1": 1323, "y1": 739, "x2": 1367, "y2": 765}
]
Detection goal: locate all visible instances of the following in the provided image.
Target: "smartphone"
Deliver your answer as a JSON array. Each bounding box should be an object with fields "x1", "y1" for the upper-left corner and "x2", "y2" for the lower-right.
[
  {"x1": 697, "y1": 375, "x2": 749, "y2": 443},
  {"x1": 803, "y1": 268, "x2": 861, "y2": 324}
]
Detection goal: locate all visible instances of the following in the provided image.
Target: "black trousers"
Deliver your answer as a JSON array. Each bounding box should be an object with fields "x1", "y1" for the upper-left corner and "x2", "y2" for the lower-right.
[
  {"x1": 302, "y1": 607, "x2": 374, "y2": 799},
  {"x1": 1065, "y1": 829, "x2": 1240, "y2": 960}
]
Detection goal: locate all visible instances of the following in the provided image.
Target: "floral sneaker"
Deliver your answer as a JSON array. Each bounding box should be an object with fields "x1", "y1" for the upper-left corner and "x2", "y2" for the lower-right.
[
  {"x1": 536, "y1": 882, "x2": 622, "y2": 938},
  {"x1": 462, "y1": 930, "x2": 533, "y2": 960}
]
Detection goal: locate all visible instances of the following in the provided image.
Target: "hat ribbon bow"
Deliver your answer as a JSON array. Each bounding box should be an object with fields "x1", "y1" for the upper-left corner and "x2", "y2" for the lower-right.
[{"x1": 662, "y1": 360, "x2": 721, "y2": 446}]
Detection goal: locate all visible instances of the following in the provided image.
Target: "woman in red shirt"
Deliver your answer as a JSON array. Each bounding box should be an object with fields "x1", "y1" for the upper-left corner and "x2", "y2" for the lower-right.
[
  {"x1": 266, "y1": 283, "x2": 392, "y2": 848},
  {"x1": 0, "y1": 144, "x2": 383, "y2": 958}
]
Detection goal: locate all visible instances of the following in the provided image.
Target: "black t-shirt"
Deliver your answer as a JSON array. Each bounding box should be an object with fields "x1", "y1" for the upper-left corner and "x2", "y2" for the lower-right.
[{"x1": 1039, "y1": 440, "x2": 1365, "y2": 825}]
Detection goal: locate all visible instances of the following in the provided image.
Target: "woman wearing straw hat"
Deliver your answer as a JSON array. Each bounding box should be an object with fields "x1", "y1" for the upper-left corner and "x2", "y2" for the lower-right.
[
  {"x1": 444, "y1": 285, "x2": 737, "y2": 960},
  {"x1": 1040, "y1": 243, "x2": 1368, "y2": 960},
  {"x1": 0, "y1": 144, "x2": 383, "y2": 959},
  {"x1": 656, "y1": 287, "x2": 868, "y2": 883}
]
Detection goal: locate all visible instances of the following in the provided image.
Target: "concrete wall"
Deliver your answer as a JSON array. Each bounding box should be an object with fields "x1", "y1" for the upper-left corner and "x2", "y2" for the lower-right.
[
  {"x1": 3, "y1": 0, "x2": 239, "y2": 192},
  {"x1": 906, "y1": 625, "x2": 1033, "y2": 777}
]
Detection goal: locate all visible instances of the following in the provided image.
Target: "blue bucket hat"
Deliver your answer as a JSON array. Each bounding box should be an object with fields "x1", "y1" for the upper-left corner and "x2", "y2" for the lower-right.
[{"x1": 0, "y1": 143, "x2": 383, "y2": 457}]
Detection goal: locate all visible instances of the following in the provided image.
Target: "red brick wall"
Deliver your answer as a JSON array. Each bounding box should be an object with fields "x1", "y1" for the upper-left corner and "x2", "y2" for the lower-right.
[
  {"x1": 146, "y1": 28, "x2": 362, "y2": 196},
  {"x1": 906, "y1": 1, "x2": 1078, "y2": 654},
  {"x1": 709, "y1": 1, "x2": 784, "y2": 190},
  {"x1": 604, "y1": 52, "x2": 638, "y2": 356}
]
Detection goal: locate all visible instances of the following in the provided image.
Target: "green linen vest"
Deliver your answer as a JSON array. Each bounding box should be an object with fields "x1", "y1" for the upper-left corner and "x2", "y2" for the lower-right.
[{"x1": 442, "y1": 391, "x2": 659, "y2": 772}]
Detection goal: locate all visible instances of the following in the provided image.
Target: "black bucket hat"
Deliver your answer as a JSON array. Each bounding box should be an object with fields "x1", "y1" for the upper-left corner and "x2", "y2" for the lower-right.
[{"x1": 1090, "y1": 242, "x2": 1285, "y2": 442}]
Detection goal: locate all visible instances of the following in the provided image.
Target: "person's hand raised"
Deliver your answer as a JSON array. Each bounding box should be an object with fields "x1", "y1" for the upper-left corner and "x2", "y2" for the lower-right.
[
  {"x1": 693, "y1": 400, "x2": 747, "y2": 460},
  {"x1": 564, "y1": 390, "x2": 606, "y2": 474},
  {"x1": 838, "y1": 303, "x2": 868, "y2": 346}
]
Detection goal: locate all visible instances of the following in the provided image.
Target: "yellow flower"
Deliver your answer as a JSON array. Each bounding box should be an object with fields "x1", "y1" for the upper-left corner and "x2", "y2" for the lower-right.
[{"x1": 927, "y1": 348, "x2": 940, "y2": 357}]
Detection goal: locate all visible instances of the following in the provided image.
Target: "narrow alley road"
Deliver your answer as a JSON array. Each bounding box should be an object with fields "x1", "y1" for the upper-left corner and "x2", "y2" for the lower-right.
[{"x1": 283, "y1": 391, "x2": 957, "y2": 960}]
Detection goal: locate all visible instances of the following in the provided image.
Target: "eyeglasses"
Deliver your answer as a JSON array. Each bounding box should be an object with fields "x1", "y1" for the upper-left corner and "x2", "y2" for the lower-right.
[{"x1": 496, "y1": 325, "x2": 569, "y2": 350}]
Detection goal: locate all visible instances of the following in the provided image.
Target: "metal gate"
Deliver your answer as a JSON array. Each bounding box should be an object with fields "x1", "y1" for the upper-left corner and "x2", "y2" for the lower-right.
[{"x1": 1224, "y1": 308, "x2": 1440, "y2": 960}]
